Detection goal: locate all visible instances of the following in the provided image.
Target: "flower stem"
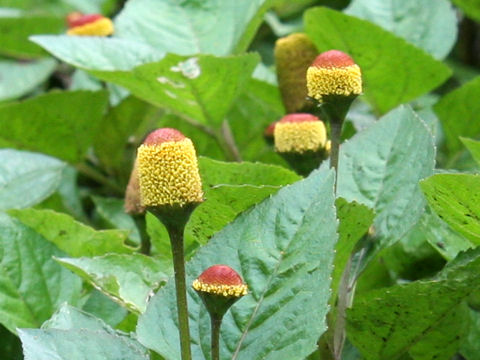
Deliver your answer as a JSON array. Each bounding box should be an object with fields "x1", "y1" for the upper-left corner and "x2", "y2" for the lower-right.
[
  {"x1": 329, "y1": 119, "x2": 343, "y2": 191},
  {"x1": 134, "y1": 215, "x2": 150, "y2": 255},
  {"x1": 211, "y1": 315, "x2": 222, "y2": 360},
  {"x1": 215, "y1": 120, "x2": 242, "y2": 162}
]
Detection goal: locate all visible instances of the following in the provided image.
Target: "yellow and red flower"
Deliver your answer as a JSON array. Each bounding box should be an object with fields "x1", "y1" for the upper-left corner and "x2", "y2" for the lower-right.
[
  {"x1": 193, "y1": 265, "x2": 248, "y2": 298},
  {"x1": 66, "y1": 13, "x2": 114, "y2": 36}
]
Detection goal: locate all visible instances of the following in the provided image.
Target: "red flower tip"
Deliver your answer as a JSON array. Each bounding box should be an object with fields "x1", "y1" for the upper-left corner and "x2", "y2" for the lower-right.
[
  {"x1": 312, "y1": 50, "x2": 355, "y2": 69},
  {"x1": 264, "y1": 121, "x2": 277, "y2": 137},
  {"x1": 67, "y1": 13, "x2": 104, "y2": 28},
  {"x1": 279, "y1": 113, "x2": 319, "y2": 124},
  {"x1": 198, "y1": 265, "x2": 244, "y2": 287},
  {"x1": 143, "y1": 128, "x2": 186, "y2": 146}
]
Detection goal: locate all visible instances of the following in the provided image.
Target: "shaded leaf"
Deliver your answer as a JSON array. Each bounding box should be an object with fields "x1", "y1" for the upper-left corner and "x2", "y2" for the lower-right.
[
  {"x1": 452, "y1": 0, "x2": 480, "y2": 22},
  {"x1": 461, "y1": 137, "x2": 480, "y2": 166}
]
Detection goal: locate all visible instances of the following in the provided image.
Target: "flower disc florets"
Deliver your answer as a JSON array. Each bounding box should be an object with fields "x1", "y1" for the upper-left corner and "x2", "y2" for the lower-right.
[
  {"x1": 193, "y1": 265, "x2": 248, "y2": 298},
  {"x1": 66, "y1": 13, "x2": 114, "y2": 36}
]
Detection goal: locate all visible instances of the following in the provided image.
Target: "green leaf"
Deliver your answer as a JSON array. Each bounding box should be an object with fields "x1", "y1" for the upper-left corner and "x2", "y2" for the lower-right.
[
  {"x1": 420, "y1": 173, "x2": 480, "y2": 245},
  {"x1": 19, "y1": 304, "x2": 148, "y2": 360},
  {"x1": 137, "y1": 168, "x2": 337, "y2": 360},
  {"x1": 0, "y1": 90, "x2": 108, "y2": 163},
  {"x1": 0, "y1": 58, "x2": 56, "y2": 101},
  {"x1": 434, "y1": 77, "x2": 480, "y2": 153},
  {"x1": 338, "y1": 106, "x2": 435, "y2": 253},
  {"x1": 56, "y1": 254, "x2": 169, "y2": 313},
  {"x1": 0, "y1": 15, "x2": 64, "y2": 58},
  {"x1": 0, "y1": 213, "x2": 81, "y2": 334},
  {"x1": 91, "y1": 53, "x2": 259, "y2": 127},
  {"x1": 460, "y1": 307, "x2": 480, "y2": 360},
  {"x1": 31, "y1": 35, "x2": 164, "y2": 71},
  {"x1": 0, "y1": 149, "x2": 65, "y2": 211},
  {"x1": 81, "y1": 290, "x2": 128, "y2": 328},
  {"x1": 9, "y1": 208, "x2": 135, "y2": 257},
  {"x1": 348, "y1": 247, "x2": 480, "y2": 360},
  {"x1": 461, "y1": 137, "x2": 480, "y2": 166},
  {"x1": 114, "y1": 0, "x2": 274, "y2": 55},
  {"x1": 304, "y1": 7, "x2": 451, "y2": 113},
  {"x1": 345, "y1": 0, "x2": 457, "y2": 59},
  {"x1": 452, "y1": 0, "x2": 480, "y2": 22}
]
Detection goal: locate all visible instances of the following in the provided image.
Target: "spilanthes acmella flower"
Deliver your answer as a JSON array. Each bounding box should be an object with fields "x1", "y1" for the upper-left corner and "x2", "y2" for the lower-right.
[
  {"x1": 66, "y1": 13, "x2": 114, "y2": 36},
  {"x1": 275, "y1": 33, "x2": 318, "y2": 113},
  {"x1": 306, "y1": 50, "x2": 362, "y2": 102},
  {"x1": 274, "y1": 113, "x2": 327, "y2": 154},
  {"x1": 193, "y1": 265, "x2": 248, "y2": 298},
  {"x1": 137, "y1": 128, "x2": 203, "y2": 208}
]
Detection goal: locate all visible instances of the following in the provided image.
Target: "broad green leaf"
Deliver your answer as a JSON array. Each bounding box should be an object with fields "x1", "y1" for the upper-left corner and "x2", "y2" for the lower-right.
[
  {"x1": 137, "y1": 168, "x2": 337, "y2": 360},
  {"x1": 114, "y1": 0, "x2": 274, "y2": 55},
  {"x1": 460, "y1": 308, "x2": 480, "y2": 360},
  {"x1": 19, "y1": 304, "x2": 148, "y2": 360},
  {"x1": 348, "y1": 247, "x2": 480, "y2": 360},
  {"x1": 57, "y1": 254, "x2": 169, "y2": 313},
  {"x1": 92, "y1": 53, "x2": 259, "y2": 127},
  {"x1": 70, "y1": 69, "x2": 103, "y2": 91},
  {"x1": 31, "y1": 35, "x2": 164, "y2": 71},
  {"x1": 338, "y1": 106, "x2": 435, "y2": 253},
  {"x1": 0, "y1": 15, "x2": 64, "y2": 58},
  {"x1": 0, "y1": 149, "x2": 65, "y2": 211},
  {"x1": 9, "y1": 208, "x2": 135, "y2": 257},
  {"x1": 0, "y1": 213, "x2": 81, "y2": 334},
  {"x1": 461, "y1": 137, "x2": 480, "y2": 166},
  {"x1": 304, "y1": 7, "x2": 451, "y2": 113},
  {"x1": 434, "y1": 77, "x2": 480, "y2": 153},
  {"x1": 345, "y1": 0, "x2": 457, "y2": 59},
  {"x1": 452, "y1": 0, "x2": 480, "y2": 22},
  {"x1": 0, "y1": 90, "x2": 108, "y2": 163},
  {"x1": 420, "y1": 173, "x2": 480, "y2": 245},
  {"x1": 82, "y1": 290, "x2": 128, "y2": 328},
  {"x1": 0, "y1": 58, "x2": 56, "y2": 101}
]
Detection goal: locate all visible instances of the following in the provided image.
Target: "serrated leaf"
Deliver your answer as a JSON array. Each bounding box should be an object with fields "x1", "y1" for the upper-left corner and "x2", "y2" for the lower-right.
[
  {"x1": 114, "y1": 0, "x2": 274, "y2": 56},
  {"x1": 0, "y1": 90, "x2": 108, "y2": 163},
  {"x1": 91, "y1": 53, "x2": 259, "y2": 128},
  {"x1": 337, "y1": 106, "x2": 435, "y2": 253},
  {"x1": 348, "y1": 247, "x2": 480, "y2": 360},
  {"x1": 461, "y1": 137, "x2": 480, "y2": 166},
  {"x1": 420, "y1": 173, "x2": 480, "y2": 245},
  {"x1": 304, "y1": 7, "x2": 451, "y2": 113},
  {"x1": 0, "y1": 58, "x2": 56, "y2": 101},
  {"x1": 0, "y1": 213, "x2": 81, "y2": 334},
  {"x1": 137, "y1": 168, "x2": 337, "y2": 360},
  {"x1": 434, "y1": 77, "x2": 480, "y2": 153},
  {"x1": 31, "y1": 35, "x2": 164, "y2": 71},
  {"x1": 0, "y1": 149, "x2": 65, "y2": 211},
  {"x1": 9, "y1": 208, "x2": 135, "y2": 257},
  {"x1": 345, "y1": 0, "x2": 457, "y2": 59},
  {"x1": 56, "y1": 254, "x2": 169, "y2": 313}
]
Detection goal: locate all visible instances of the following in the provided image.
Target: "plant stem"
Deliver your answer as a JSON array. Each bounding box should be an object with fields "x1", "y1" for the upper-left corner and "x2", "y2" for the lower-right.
[
  {"x1": 217, "y1": 120, "x2": 242, "y2": 162},
  {"x1": 329, "y1": 119, "x2": 343, "y2": 192},
  {"x1": 333, "y1": 255, "x2": 353, "y2": 360},
  {"x1": 211, "y1": 315, "x2": 222, "y2": 360},
  {"x1": 166, "y1": 224, "x2": 192, "y2": 360},
  {"x1": 134, "y1": 215, "x2": 150, "y2": 255},
  {"x1": 75, "y1": 163, "x2": 123, "y2": 195}
]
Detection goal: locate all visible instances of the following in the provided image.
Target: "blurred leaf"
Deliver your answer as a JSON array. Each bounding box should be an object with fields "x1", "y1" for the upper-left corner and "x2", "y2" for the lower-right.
[
  {"x1": 0, "y1": 58, "x2": 56, "y2": 101},
  {"x1": 434, "y1": 77, "x2": 480, "y2": 153},
  {"x1": 305, "y1": 7, "x2": 451, "y2": 113},
  {"x1": 57, "y1": 254, "x2": 169, "y2": 313},
  {"x1": 137, "y1": 168, "x2": 337, "y2": 360},
  {"x1": 81, "y1": 290, "x2": 128, "y2": 328},
  {"x1": 0, "y1": 324, "x2": 22, "y2": 360},
  {"x1": 0, "y1": 213, "x2": 81, "y2": 334},
  {"x1": 420, "y1": 173, "x2": 480, "y2": 245},
  {"x1": 452, "y1": 0, "x2": 480, "y2": 22},
  {"x1": 345, "y1": 0, "x2": 457, "y2": 59},
  {"x1": 9, "y1": 208, "x2": 135, "y2": 257},
  {"x1": 0, "y1": 15, "x2": 64, "y2": 58},
  {"x1": 462, "y1": 137, "x2": 480, "y2": 166},
  {"x1": 92, "y1": 53, "x2": 259, "y2": 128},
  {"x1": 31, "y1": 35, "x2": 164, "y2": 71},
  {"x1": 0, "y1": 0, "x2": 114, "y2": 14},
  {"x1": 338, "y1": 106, "x2": 435, "y2": 254},
  {"x1": 70, "y1": 69, "x2": 103, "y2": 91},
  {"x1": 114, "y1": 0, "x2": 275, "y2": 55},
  {"x1": 0, "y1": 90, "x2": 108, "y2": 163},
  {"x1": 0, "y1": 149, "x2": 65, "y2": 211},
  {"x1": 460, "y1": 308, "x2": 480, "y2": 360},
  {"x1": 19, "y1": 304, "x2": 148, "y2": 360}
]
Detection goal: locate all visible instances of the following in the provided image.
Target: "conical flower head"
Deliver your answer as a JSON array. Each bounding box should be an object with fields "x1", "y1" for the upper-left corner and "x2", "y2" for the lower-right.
[
  {"x1": 137, "y1": 128, "x2": 203, "y2": 208},
  {"x1": 66, "y1": 13, "x2": 114, "y2": 36},
  {"x1": 274, "y1": 113, "x2": 327, "y2": 154},
  {"x1": 193, "y1": 265, "x2": 248, "y2": 298},
  {"x1": 306, "y1": 50, "x2": 362, "y2": 102}
]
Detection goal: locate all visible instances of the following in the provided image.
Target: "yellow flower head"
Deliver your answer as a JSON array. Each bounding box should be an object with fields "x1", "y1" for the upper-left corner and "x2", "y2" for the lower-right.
[
  {"x1": 275, "y1": 33, "x2": 318, "y2": 113},
  {"x1": 193, "y1": 265, "x2": 248, "y2": 298},
  {"x1": 274, "y1": 113, "x2": 327, "y2": 154},
  {"x1": 66, "y1": 13, "x2": 114, "y2": 36},
  {"x1": 137, "y1": 128, "x2": 203, "y2": 207},
  {"x1": 306, "y1": 50, "x2": 362, "y2": 102}
]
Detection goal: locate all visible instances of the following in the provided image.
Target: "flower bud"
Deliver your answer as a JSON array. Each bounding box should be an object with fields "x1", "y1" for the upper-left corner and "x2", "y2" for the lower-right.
[
  {"x1": 124, "y1": 158, "x2": 145, "y2": 215},
  {"x1": 306, "y1": 50, "x2": 362, "y2": 102},
  {"x1": 137, "y1": 128, "x2": 203, "y2": 208},
  {"x1": 274, "y1": 113, "x2": 327, "y2": 154},
  {"x1": 66, "y1": 13, "x2": 114, "y2": 36},
  {"x1": 275, "y1": 33, "x2": 318, "y2": 113}
]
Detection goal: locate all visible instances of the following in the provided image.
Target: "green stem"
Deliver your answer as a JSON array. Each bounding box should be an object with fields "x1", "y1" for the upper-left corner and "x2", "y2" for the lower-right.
[
  {"x1": 216, "y1": 120, "x2": 242, "y2": 162},
  {"x1": 166, "y1": 224, "x2": 192, "y2": 360},
  {"x1": 333, "y1": 255, "x2": 353, "y2": 360},
  {"x1": 75, "y1": 163, "x2": 123, "y2": 195},
  {"x1": 329, "y1": 119, "x2": 343, "y2": 193},
  {"x1": 211, "y1": 315, "x2": 222, "y2": 360},
  {"x1": 134, "y1": 216, "x2": 150, "y2": 255}
]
